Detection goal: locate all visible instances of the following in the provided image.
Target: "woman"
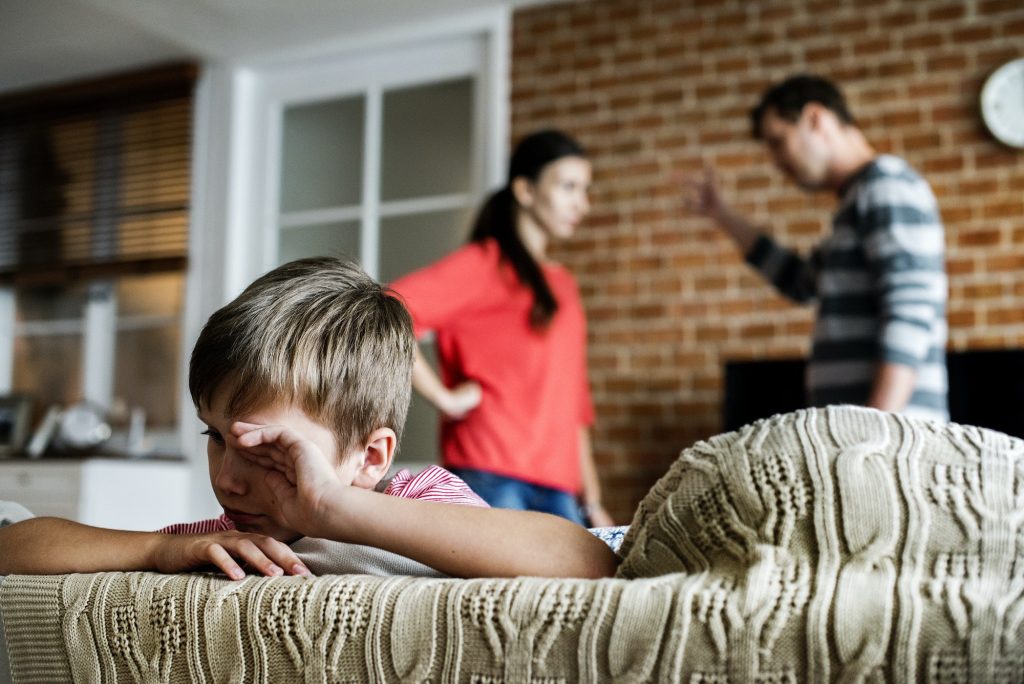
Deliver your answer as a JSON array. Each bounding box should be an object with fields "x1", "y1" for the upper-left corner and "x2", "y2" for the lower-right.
[{"x1": 390, "y1": 130, "x2": 613, "y2": 527}]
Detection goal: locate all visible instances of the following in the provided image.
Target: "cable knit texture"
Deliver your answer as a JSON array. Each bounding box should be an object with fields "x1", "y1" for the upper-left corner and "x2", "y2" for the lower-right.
[{"x1": 2, "y1": 406, "x2": 1023, "y2": 682}]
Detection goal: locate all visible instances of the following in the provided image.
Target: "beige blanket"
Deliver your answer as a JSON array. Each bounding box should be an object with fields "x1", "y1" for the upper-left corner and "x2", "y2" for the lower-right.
[{"x1": 3, "y1": 406, "x2": 1022, "y2": 682}]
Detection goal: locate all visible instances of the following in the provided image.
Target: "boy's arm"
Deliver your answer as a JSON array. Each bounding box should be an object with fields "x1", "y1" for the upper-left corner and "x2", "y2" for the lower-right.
[
  {"x1": 0, "y1": 517, "x2": 310, "y2": 579},
  {"x1": 234, "y1": 422, "x2": 621, "y2": 579},
  {"x1": 316, "y1": 488, "x2": 621, "y2": 579}
]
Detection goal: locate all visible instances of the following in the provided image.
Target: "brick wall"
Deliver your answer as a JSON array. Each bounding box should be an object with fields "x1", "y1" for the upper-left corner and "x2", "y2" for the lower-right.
[{"x1": 511, "y1": 0, "x2": 1024, "y2": 522}]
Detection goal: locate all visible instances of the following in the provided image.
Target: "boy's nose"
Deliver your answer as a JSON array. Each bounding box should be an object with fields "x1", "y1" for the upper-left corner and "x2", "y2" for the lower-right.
[{"x1": 214, "y1": 448, "x2": 249, "y2": 496}]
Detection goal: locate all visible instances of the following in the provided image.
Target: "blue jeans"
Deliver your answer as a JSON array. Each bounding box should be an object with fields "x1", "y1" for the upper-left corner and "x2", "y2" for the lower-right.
[{"x1": 448, "y1": 468, "x2": 585, "y2": 526}]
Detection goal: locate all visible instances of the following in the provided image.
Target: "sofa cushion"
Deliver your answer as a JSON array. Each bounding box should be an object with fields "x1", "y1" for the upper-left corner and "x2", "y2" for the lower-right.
[{"x1": 615, "y1": 405, "x2": 1024, "y2": 681}]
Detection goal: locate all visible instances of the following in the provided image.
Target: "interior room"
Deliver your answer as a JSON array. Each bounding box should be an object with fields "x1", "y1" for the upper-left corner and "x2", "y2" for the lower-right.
[
  {"x1": 2, "y1": 1, "x2": 1023, "y2": 682},
  {"x1": 0, "y1": 0, "x2": 1021, "y2": 530}
]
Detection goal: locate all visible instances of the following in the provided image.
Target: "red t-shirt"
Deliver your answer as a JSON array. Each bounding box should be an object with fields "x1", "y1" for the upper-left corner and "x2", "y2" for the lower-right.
[{"x1": 390, "y1": 239, "x2": 594, "y2": 493}]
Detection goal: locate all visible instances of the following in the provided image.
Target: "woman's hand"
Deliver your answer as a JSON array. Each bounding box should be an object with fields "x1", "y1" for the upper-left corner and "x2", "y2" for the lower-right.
[
  {"x1": 151, "y1": 530, "x2": 312, "y2": 580},
  {"x1": 440, "y1": 380, "x2": 483, "y2": 420},
  {"x1": 583, "y1": 502, "x2": 616, "y2": 528}
]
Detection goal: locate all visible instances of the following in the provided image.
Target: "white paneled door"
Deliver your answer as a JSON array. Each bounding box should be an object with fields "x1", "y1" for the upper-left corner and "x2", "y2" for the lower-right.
[{"x1": 251, "y1": 19, "x2": 508, "y2": 465}]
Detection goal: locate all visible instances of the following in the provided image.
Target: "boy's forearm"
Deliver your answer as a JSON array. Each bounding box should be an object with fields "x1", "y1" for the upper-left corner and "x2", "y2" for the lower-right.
[
  {"x1": 316, "y1": 489, "x2": 620, "y2": 579},
  {"x1": 0, "y1": 517, "x2": 162, "y2": 575}
]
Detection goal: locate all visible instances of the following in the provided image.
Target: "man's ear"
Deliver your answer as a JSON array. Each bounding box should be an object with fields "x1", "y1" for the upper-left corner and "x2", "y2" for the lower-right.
[
  {"x1": 511, "y1": 176, "x2": 535, "y2": 208},
  {"x1": 351, "y1": 427, "x2": 396, "y2": 489}
]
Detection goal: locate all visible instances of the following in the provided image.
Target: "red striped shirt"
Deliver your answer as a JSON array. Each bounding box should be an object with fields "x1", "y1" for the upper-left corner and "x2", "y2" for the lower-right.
[{"x1": 160, "y1": 465, "x2": 488, "y2": 535}]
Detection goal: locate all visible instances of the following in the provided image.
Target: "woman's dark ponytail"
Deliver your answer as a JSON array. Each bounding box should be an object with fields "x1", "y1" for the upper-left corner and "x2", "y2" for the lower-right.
[{"x1": 469, "y1": 130, "x2": 585, "y2": 330}]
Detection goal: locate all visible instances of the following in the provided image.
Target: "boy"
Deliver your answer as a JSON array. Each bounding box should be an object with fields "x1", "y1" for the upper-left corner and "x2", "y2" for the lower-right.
[{"x1": 0, "y1": 257, "x2": 619, "y2": 580}]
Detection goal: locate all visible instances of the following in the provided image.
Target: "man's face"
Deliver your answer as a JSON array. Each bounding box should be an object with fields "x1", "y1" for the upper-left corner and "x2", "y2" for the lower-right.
[
  {"x1": 198, "y1": 383, "x2": 364, "y2": 543},
  {"x1": 759, "y1": 107, "x2": 831, "y2": 191}
]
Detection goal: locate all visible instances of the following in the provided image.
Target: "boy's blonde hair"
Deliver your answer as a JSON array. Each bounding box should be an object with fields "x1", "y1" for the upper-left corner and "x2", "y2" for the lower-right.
[{"x1": 189, "y1": 257, "x2": 415, "y2": 454}]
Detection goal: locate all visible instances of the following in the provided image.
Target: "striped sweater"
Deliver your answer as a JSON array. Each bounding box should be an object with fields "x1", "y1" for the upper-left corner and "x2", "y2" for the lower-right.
[{"x1": 747, "y1": 155, "x2": 949, "y2": 422}]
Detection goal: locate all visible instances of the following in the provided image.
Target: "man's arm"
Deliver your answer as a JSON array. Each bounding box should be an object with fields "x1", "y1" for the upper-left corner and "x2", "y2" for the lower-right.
[
  {"x1": 867, "y1": 363, "x2": 917, "y2": 412},
  {"x1": 681, "y1": 166, "x2": 819, "y2": 303},
  {"x1": 859, "y1": 166, "x2": 948, "y2": 414},
  {"x1": 0, "y1": 517, "x2": 309, "y2": 579},
  {"x1": 680, "y1": 165, "x2": 760, "y2": 254}
]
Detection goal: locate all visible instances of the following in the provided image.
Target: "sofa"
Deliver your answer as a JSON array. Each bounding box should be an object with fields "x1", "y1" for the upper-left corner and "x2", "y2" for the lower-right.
[{"x1": 2, "y1": 405, "x2": 1022, "y2": 683}]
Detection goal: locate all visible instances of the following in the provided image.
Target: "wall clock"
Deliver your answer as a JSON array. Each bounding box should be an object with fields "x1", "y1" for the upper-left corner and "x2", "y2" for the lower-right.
[{"x1": 980, "y1": 58, "x2": 1024, "y2": 149}]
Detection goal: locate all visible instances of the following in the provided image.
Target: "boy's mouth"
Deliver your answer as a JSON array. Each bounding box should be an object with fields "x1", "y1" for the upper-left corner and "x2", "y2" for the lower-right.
[{"x1": 223, "y1": 507, "x2": 265, "y2": 526}]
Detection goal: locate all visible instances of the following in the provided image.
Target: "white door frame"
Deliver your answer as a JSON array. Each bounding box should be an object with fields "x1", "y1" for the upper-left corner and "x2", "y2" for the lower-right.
[{"x1": 183, "y1": 6, "x2": 510, "y2": 518}]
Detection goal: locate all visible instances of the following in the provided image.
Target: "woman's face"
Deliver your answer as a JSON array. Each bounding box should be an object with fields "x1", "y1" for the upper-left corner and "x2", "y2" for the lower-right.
[{"x1": 517, "y1": 156, "x2": 592, "y2": 241}]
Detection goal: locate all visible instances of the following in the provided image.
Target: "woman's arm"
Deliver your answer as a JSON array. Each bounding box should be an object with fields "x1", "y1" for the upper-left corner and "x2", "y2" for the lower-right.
[
  {"x1": 578, "y1": 428, "x2": 615, "y2": 527},
  {"x1": 0, "y1": 517, "x2": 309, "y2": 579},
  {"x1": 411, "y1": 345, "x2": 481, "y2": 419}
]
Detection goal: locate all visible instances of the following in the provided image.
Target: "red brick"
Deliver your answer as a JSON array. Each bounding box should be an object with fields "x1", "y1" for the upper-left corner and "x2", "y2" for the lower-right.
[
  {"x1": 921, "y1": 156, "x2": 966, "y2": 174},
  {"x1": 946, "y1": 257, "x2": 977, "y2": 275},
  {"x1": 807, "y1": 45, "x2": 843, "y2": 62},
  {"x1": 927, "y1": 53, "x2": 970, "y2": 71},
  {"x1": 878, "y1": 60, "x2": 919, "y2": 78},
  {"x1": 987, "y1": 308, "x2": 1024, "y2": 325},
  {"x1": 986, "y1": 254, "x2": 1024, "y2": 272},
  {"x1": 952, "y1": 25, "x2": 996, "y2": 43},
  {"x1": 903, "y1": 31, "x2": 946, "y2": 50},
  {"x1": 980, "y1": 0, "x2": 1023, "y2": 13},
  {"x1": 853, "y1": 37, "x2": 892, "y2": 58},
  {"x1": 904, "y1": 131, "x2": 944, "y2": 150},
  {"x1": 956, "y1": 229, "x2": 1003, "y2": 247},
  {"x1": 882, "y1": 110, "x2": 922, "y2": 127},
  {"x1": 1006, "y1": 17, "x2": 1024, "y2": 37},
  {"x1": 759, "y1": 5, "x2": 797, "y2": 22},
  {"x1": 947, "y1": 309, "x2": 977, "y2": 327},
  {"x1": 927, "y1": 3, "x2": 965, "y2": 21},
  {"x1": 942, "y1": 206, "x2": 974, "y2": 223},
  {"x1": 908, "y1": 81, "x2": 955, "y2": 98},
  {"x1": 982, "y1": 201, "x2": 1024, "y2": 219}
]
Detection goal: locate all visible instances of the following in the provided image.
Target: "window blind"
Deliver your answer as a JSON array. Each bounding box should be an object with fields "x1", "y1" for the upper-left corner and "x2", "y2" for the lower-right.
[{"x1": 0, "y1": 63, "x2": 196, "y2": 285}]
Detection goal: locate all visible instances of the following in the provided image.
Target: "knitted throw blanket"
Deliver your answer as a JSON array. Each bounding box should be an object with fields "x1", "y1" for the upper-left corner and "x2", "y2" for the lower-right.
[{"x1": 2, "y1": 406, "x2": 1023, "y2": 682}]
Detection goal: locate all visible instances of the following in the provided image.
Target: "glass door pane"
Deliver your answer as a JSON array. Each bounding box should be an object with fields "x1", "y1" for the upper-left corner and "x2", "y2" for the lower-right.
[
  {"x1": 381, "y1": 207, "x2": 473, "y2": 466},
  {"x1": 279, "y1": 220, "x2": 360, "y2": 265},
  {"x1": 380, "y1": 78, "x2": 474, "y2": 201},
  {"x1": 113, "y1": 273, "x2": 184, "y2": 444},
  {"x1": 378, "y1": 208, "x2": 473, "y2": 283},
  {"x1": 14, "y1": 284, "x2": 87, "y2": 422},
  {"x1": 280, "y1": 96, "x2": 365, "y2": 212}
]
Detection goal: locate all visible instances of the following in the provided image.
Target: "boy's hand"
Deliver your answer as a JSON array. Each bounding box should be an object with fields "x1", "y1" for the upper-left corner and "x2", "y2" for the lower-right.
[
  {"x1": 230, "y1": 422, "x2": 343, "y2": 537},
  {"x1": 152, "y1": 531, "x2": 312, "y2": 580}
]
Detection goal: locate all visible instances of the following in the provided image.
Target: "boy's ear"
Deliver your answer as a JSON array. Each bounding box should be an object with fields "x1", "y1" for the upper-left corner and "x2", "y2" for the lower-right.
[{"x1": 350, "y1": 427, "x2": 396, "y2": 489}]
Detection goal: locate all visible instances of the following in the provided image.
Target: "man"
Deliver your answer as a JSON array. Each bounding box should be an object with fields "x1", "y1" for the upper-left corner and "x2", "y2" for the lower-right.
[{"x1": 684, "y1": 74, "x2": 948, "y2": 421}]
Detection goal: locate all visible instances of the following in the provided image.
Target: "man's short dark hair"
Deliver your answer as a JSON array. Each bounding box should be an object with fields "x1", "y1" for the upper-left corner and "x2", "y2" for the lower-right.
[{"x1": 750, "y1": 74, "x2": 856, "y2": 139}]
